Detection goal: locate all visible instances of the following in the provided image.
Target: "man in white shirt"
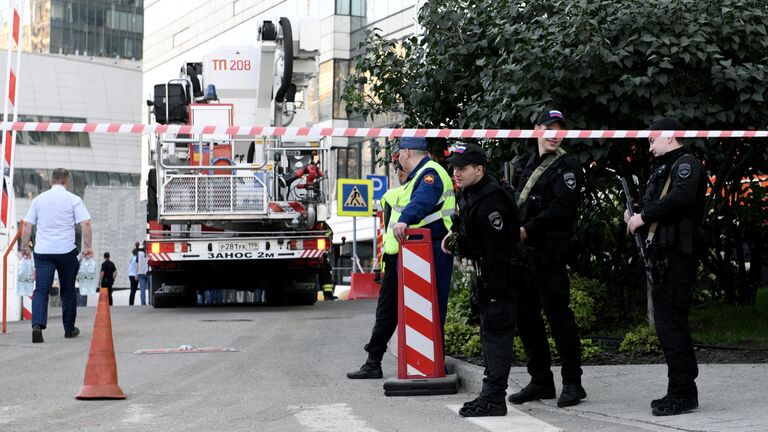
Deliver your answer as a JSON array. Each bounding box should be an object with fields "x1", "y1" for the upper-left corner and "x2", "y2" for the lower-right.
[{"x1": 21, "y1": 168, "x2": 93, "y2": 343}]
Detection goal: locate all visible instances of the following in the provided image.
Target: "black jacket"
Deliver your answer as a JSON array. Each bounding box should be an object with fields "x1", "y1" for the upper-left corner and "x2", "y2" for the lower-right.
[
  {"x1": 640, "y1": 146, "x2": 706, "y2": 255},
  {"x1": 456, "y1": 174, "x2": 520, "y2": 298},
  {"x1": 512, "y1": 150, "x2": 583, "y2": 251}
]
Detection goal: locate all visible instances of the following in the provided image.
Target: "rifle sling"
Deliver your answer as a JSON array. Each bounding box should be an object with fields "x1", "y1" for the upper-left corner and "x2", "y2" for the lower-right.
[
  {"x1": 645, "y1": 173, "x2": 673, "y2": 246},
  {"x1": 516, "y1": 148, "x2": 566, "y2": 208}
]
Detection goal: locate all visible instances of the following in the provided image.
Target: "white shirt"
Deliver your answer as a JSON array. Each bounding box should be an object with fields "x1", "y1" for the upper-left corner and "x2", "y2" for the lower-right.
[
  {"x1": 136, "y1": 250, "x2": 148, "y2": 275},
  {"x1": 128, "y1": 255, "x2": 138, "y2": 277},
  {"x1": 24, "y1": 185, "x2": 91, "y2": 254}
]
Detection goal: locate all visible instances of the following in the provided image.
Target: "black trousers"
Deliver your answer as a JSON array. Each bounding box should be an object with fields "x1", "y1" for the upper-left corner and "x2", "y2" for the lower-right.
[
  {"x1": 101, "y1": 282, "x2": 114, "y2": 306},
  {"x1": 479, "y1": 293, "x2": 517, "y2": 401},
  {"x1": 365, "y1": 254, "x2": 399, "y2": 361},
  {"x1": 652, "y1": 251, "x2": 698, "y2": 399},
  {"x1": 128, "y1": 276, "x2": 139, "y2": 305},
  {"x1": 517, "y1": 252, "x2": 582, "y2": 385}
]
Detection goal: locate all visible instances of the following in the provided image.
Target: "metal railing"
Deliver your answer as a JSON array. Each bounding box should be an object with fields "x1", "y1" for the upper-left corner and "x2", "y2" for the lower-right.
[{"x1": 160, "y1": 174, "x2": 269, "y2": 216}]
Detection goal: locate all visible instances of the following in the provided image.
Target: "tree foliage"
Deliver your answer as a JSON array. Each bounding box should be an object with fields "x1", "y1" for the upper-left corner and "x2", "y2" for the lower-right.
[{"x1": 343, "y1": 0, "x2": 768, "y2": 309}]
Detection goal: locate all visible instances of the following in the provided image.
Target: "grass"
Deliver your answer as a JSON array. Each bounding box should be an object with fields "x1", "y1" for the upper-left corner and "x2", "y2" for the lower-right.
[{"x1": 689, "y1": 287, "x2": 768, "y2": 348}]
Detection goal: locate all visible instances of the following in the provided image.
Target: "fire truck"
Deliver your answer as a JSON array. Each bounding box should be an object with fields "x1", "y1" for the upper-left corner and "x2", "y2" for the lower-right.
[{"x1": 144, "y1": 18, "x2": 332, "y2": 307}]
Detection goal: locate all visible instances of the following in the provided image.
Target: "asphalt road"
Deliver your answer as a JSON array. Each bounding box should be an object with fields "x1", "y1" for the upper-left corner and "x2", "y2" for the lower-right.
[{"x1": 0, "y1": 299, "x2": 752, "y2": 432}]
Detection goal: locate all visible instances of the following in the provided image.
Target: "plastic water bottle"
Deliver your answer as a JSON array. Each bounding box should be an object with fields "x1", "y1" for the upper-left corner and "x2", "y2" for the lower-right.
[
  {"x1": 17, "y1": 256, "x2": 35, "y2": 296},
  {"x1": 77, "y1": 257, "x2": 98, "y2": 295}
]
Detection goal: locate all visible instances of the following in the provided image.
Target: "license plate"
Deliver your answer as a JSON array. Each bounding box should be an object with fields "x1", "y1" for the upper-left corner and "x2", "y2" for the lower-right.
[{"x1": 218, "y1": 241, "x2": 259, "y2": 252}]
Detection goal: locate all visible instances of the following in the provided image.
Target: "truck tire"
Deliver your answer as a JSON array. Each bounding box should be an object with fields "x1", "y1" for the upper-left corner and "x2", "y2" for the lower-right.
[{"x1": 288, "y1": 291, "x2": 317, "y2": 306}]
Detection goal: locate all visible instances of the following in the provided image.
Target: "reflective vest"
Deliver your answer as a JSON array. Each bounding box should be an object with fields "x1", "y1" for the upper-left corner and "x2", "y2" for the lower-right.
[
  {"x1": 383, "y1": 159, "x2": 455, "y2": 255},
  {"x1": 381, "y1": 184, "x2": 405, "y2": 256}
]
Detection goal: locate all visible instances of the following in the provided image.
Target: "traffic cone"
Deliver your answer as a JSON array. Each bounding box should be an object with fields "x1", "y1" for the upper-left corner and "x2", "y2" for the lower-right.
[
  {"x1": 383, "y1": 228, "x2": 458, "y2": 396},
  {"x1": 76, "y1": 287, "x2": 126, "y2": 400}
]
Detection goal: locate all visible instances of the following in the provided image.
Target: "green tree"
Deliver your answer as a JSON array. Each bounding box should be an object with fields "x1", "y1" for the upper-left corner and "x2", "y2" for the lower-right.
[{"x1": 343, "y1": 0, "x2": 768, "y2": 309}]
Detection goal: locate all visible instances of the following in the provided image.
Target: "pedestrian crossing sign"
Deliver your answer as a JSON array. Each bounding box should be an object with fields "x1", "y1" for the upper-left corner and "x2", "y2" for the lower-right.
[{"x1": 337, "y1": 178, "x2": 373, "y2": 217}]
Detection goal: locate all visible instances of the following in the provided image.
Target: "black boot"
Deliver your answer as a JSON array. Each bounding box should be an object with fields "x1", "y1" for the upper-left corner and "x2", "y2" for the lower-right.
[
  {"x1": 459, "y1": 398, "x2": 507, "y2": 417},
  {"x1": 651, "y1": 398, "x2": 698, "y2": 416},
  {"x1": 32, "y1": 325, "x2": 43, "y2": 344},
  {"x1": 508, "y1": 382, "x2": 556, "y2": 404},
  {"x1": 557, "y1": 384, "x2": 587, "y2": 407},
  {"x1": 64, "y1": 327, "x2": 80, "y2": 339},
  {"x1": 650, "y1": 395, "x2": 668, "y2": 408},
  {"x1": 346, "y1": 359, "x2": 383, "y2": 379}
]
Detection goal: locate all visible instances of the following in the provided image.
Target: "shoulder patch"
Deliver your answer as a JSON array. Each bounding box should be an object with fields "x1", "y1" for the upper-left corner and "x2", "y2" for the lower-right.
[
  {"x1": 677, "y1": 163, "x2": 692, "y2": 179},
  {"x1": 488, "y1": 211, "x2": 503, "y2": 230},
  {"x1": 423, "y1": 174, "x2": 435, "y2": 185},
  {"x1": 563, "y1": 172, "x2": 577, "y2": 190}
]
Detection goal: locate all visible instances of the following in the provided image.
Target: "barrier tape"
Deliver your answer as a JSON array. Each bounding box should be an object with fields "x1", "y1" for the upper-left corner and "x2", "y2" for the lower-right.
[{"x1": 1, "y1": 122, "x2": 767, "y2": 139}]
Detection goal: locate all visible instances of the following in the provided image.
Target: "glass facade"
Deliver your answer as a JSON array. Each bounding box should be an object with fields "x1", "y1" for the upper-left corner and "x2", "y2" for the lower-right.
[
  {"x1": 336, "y1": 0, "x2": 366, "y2": 17},
  {"x1": 14, "y1": 115, "x2": 91, "y2": 147},
  {"x1": 315, "y1": 59, "x2": 351, "y2": 122},
  {"x1": 21, "y1": 0, "x2": 144, "y2": 59},
  {"x1": 14, "y1": 167, "x2": 140, "y2": 199}
]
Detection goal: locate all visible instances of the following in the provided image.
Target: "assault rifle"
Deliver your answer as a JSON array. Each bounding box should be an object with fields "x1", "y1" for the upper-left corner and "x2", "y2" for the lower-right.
[{"x1": 606, "y1": 168, "x2": 656, "y2": 286}]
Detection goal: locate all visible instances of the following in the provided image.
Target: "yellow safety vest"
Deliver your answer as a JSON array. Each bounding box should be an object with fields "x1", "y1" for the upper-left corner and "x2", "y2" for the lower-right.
[
  {"x1": 381, "y1": 185, "x2": 406, "y2": 256},
  {"x1": 383, "y1": 159, "x2": 455, "y2": 255}
]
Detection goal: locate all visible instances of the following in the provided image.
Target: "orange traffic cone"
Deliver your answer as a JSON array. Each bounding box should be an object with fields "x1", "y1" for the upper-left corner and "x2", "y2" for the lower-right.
[{"x1": 76, "y1": 287, "x2": 126, "y2": 400}]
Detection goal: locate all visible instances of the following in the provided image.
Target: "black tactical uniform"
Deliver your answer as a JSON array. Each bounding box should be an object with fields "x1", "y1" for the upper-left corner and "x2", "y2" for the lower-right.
[
  {"x1": 639, "y1": 142, "x2": 706, "y2": 415},
  {"x1": 445, "y1": 143, "x2": 520, "y2": 417},
  {"x1": 510, "y1": 146, "x2": 586, "y2": 406}
]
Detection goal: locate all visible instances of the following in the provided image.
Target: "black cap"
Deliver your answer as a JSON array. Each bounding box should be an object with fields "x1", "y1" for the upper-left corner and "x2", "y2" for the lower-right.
[
  {"x1": 647, "y1": 117, "x2": 685, "y2": 130},
  {"x1": 445, "y1": 142, "x2": 487, "y2": 167},
  {"x1": 535, "y1": 108, "x2": 567, "y2": 127}
]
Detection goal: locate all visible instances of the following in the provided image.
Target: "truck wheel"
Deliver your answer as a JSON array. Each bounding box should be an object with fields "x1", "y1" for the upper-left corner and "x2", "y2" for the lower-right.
[{"x1": 288, "y1": 292, "x2": 317, "y2": 306}]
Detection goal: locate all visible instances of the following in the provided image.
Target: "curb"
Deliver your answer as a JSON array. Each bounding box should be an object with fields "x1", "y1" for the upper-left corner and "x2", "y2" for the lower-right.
[
  {"x1": 445, "y1": 356, "x2": 485, "y2": 394},
  {"x1": 446, "y1": 356, "x2": 528, "y2": 396}
]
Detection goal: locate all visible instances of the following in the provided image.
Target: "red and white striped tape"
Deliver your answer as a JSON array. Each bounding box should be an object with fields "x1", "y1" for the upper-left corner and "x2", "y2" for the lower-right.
[{"x1": 1, "y1": 122, "x2": 767, "y2": 139}]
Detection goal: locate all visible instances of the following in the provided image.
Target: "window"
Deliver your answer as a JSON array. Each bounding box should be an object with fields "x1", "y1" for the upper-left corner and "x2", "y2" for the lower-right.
[
  {"x1": 317, "y1": 60, "x2": 333, "y2": 122},
  {"x1": 336, "y1": 144, "x2": 362, "y2": 179},
  {"x1": 336, "y1": 0, "x2": 365, "y2": 17},
  {"x1": 12, "y1": 169, "x2": 138, "y2": 199},
  {"x1": 333, "y1": 60, "x2": 350, "y2": 119},
  {"x1": 14, "y1": 115, "x2": 91, "y2": 147}
]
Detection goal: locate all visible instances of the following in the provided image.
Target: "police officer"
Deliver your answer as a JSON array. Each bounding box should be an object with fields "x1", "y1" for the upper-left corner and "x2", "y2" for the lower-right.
[
  {"x1": 347, "y1": 161, "x2": 410, "y2": 379},
  {"x1": 626, "y1": 117, "x2": 705, "y2": 416},
  {"x1": 509, "y1": 109, "x2": 586, "y2": 407},
  {"x1": 442, "y1": 142, "x2": 520, "y2": 417}
]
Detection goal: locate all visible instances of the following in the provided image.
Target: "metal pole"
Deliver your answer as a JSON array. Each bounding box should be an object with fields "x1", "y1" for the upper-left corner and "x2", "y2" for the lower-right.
[{"x1": 352, "y1": 216, "x2": 357, "y2": 272}]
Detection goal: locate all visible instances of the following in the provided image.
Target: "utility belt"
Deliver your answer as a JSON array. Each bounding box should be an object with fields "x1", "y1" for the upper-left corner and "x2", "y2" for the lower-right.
[{"x1": 647, "y1": 218, "x2": 700, "y2": 256}]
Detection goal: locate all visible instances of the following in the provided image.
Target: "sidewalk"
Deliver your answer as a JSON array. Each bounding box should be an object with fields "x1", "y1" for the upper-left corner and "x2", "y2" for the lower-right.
[{"x1": 447, "y1": 358, "x2": 768, "y2": 431}]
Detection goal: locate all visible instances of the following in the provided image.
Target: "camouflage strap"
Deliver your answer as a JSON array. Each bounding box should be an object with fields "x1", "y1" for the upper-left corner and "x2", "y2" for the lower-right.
[
  {"x1": 645, "y1": 174, "x2": 673, "y2": 246},
  {"x1": 515, "y1": 147, "x2": 567, "y2": 208}
]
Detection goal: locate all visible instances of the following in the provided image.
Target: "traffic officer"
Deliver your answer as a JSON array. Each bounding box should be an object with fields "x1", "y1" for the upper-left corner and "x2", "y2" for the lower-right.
[
  {"x1": 391, "y1": 137, "x2": 455, "y2": 328},
  {"x1": 508, "y1": 108, "x2": 587, "y2": 407},
  {"x1": 347, "y1": 162, "x2": 410, "y2": 379},
  {"x1": 626, "y1": 117, "x2": 705, "y2": 416},
  {"x1": 442, "y1": 142, "x2": 521, "y2": 417}
]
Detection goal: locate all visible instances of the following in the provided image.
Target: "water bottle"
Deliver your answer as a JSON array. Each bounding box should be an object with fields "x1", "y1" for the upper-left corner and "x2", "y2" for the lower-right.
[
  {"x1": 17, "y1": 256, "x2": 35, "y2": 296},
  {"x1": 77, "y1": 257, "x2": 98, "y2": 295}
]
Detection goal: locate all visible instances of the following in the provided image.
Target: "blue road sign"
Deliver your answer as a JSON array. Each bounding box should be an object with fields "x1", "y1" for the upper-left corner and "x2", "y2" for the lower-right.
[
  {"x1": 366, "y1": 174, "x2": 389, "y2": 202},
  {"x1": 337, "y1": 178, "x2": 373, "y2": 217}
]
